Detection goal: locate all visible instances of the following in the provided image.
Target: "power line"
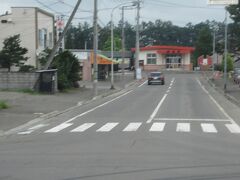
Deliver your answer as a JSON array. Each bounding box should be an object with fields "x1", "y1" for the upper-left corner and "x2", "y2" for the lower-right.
[{"x1": 147, "y1": 0, "x2": 224, "y2": 10}]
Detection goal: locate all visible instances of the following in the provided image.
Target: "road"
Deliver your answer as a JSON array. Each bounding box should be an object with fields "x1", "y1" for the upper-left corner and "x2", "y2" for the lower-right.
[{"x1": 1, "y1": 72, "x2": 240, "y2": 180}]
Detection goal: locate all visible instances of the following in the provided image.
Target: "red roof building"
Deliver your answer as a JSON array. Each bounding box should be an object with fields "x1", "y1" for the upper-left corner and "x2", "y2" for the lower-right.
[{"x1": 132, "y1": 45, "x2": 195, "y2": 71}]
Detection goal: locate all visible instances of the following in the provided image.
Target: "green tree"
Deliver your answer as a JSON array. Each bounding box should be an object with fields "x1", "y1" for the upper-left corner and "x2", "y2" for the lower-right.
[
  {"x1": 227, "y1": 4, "x2": 240, "y2": 51},
  {"x1": 221, "y1": 54, "x2": 233, "y2": 72},
  {"x1": 37, "y1": 48, "x2": 52, "y2": 68},
  {"x1": 51, "y1": 51, "x2": 80, "y2": 90},
  {"x1": 227, "y1": 4, "x2": 240, "y2": 23},
  {"x1": 103, "y1": 35, "x2": 121, "y2": 51},
  {"x1": 194, "y1": 26, "x2": 213, "y2": 64},
  {"x1": 0, "y1": 34, "x2": 28, "y2": 71}
]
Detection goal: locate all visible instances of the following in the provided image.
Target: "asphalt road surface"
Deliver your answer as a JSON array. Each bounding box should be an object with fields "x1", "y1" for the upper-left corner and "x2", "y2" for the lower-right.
[{"x1": 1, "y1": 72, "x2": 240, "y2": 180}]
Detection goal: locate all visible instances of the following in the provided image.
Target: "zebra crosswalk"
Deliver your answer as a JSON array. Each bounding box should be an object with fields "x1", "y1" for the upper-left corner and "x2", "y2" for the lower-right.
[{"x1": 16, "y1": 121, "x2": 240, "y2": 136}]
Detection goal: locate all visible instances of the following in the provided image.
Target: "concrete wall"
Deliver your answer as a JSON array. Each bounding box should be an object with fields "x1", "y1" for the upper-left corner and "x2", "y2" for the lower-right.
[{"x1": 0, "y1": 72, "x2": 37, "y2": 89}]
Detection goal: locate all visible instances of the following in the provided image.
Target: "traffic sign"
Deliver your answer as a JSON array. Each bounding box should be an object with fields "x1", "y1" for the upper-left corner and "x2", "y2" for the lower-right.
[{"x1": 208, "y1": 0, "x2": 238, "y2": 5}]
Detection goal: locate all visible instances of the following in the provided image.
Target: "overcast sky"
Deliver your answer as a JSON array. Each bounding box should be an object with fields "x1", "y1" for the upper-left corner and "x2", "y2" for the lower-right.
[{"x1": 0, "y1": 0, "x2": 227, "y2": 27}]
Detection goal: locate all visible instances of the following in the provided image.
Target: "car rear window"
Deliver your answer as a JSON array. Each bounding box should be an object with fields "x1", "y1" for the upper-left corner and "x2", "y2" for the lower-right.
[{"x1": 150, "y1": 73, "x2": 162, "y2": 76}]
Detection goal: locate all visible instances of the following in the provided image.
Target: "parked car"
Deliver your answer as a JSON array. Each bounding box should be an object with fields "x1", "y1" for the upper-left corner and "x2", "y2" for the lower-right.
[
  {"x1": 148, "y1": 72, "x2": 165, "y2": 85},
  {"x1": 233, "y1": 69, "x2": 240, "y2": 84}
]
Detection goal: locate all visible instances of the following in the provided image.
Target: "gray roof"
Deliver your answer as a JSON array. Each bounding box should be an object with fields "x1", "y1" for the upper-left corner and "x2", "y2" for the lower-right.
[
  {"x1": 101, "y1": 51, "x2": 132, "y2": 58},
  {"x1": 68, "y1": 49, "x2": 133, "y2": 58}
]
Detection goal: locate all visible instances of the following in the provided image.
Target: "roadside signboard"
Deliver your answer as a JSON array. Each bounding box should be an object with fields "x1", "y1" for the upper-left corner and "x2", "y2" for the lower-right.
[{"x1": 207, "y1": 0, "x2": 238, "y2": 5}]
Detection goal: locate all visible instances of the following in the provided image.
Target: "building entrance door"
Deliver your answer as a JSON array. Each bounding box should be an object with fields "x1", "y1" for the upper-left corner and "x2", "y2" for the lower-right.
[{"x1": 166, "y1": 55, "x2": 182, "y2": 69}]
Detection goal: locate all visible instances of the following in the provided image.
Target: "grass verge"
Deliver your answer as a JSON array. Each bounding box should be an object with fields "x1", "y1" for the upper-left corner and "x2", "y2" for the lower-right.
[{"x1": 0, "y1": 101, "x2": 9, "y2": 109}]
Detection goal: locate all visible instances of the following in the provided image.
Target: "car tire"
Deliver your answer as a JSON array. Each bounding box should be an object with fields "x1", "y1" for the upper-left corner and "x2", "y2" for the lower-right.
[{"x1": 148, "y1": 82, "x2": 151, "y2": 85}]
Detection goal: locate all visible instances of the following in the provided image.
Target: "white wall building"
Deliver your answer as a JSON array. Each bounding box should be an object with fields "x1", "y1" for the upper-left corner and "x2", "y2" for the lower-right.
[
  {"x1": 132, "y1": 45, "x2": 195, "y2": 71},
  {"x1": 0, "y1": 7, "x2": 55, "y2": 69}
]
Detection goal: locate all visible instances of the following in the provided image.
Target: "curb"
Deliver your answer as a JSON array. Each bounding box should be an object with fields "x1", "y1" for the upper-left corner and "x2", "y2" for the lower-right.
[
  {"x1": 2, "y1": 79, "x2": 139, "y2": 136},
  {"x1": 203, "y1": 73, "x2": 240, "y2": 108}
]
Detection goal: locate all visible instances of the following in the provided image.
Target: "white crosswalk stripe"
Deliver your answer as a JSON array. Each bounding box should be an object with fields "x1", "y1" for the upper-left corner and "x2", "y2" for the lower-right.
[
  {"x1": 16, "y1": 122, "x2": 240, "y2": 135},
  {"x1": 45, "y1": 123, "x2": 73, "y2": 133},
  {"x1": 150, "y1": 123, "x2": 165, "y2": 132},
  {"x1": 96, "y1": 123, "x2": 119, "y2": 132},
  {"x1": 177, "y1": 123, "x2": 190, "y2": 132},
  {"x1": 225, "y1": 124, "x2": 240, "y2": 134},
  {"x1": 201, "y1": 123, "x2": 218, "y2": 133},
  {"x1": 18, "y1": 124, "x2": 48, "y2": 135},
  {"x1": 71, "y1": 123, "x2": 96, "y2": 132},
  {"x1": 123, "y1": 122, "x2": 142, "y2": 132}
]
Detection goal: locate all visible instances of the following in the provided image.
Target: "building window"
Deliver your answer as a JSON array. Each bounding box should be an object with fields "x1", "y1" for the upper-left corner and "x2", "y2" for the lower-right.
[
  {"x1": 49, "y1": 32, "x2": 53, "y2": 47},
  {"x1": 147, "y1": 53, "x2": 157, "y2": 64},
  {"x1": 38, "y1": 28, "x2": 47, "y2": 48}
]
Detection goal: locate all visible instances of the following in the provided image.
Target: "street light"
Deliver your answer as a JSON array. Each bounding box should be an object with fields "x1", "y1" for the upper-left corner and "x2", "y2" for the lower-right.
[
  {"x1": 110, "y1": 1, "x2": 137, "y2": 89},
  {"x1": 223, "y1": 8, "x2": 228, "y2": 92}
]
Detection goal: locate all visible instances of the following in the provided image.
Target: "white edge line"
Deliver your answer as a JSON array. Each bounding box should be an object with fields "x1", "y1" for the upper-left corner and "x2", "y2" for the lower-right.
[
  {"x1": 196, "y1": 78, "x2": 238, "y2": 125},
  {"x1": 64, "y1": 90, "x2": 133, "y2": 123},
  {"x1": 138, "y1": 80, "x2": 147, "y2": 87},
  {"x1": 147, "y1": 94, "x2": 168, "y2": 124}
]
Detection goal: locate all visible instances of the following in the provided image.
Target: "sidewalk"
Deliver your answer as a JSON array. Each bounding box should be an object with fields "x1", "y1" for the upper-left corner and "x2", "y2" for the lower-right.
[
  {"x1": 0, "y1": 72, "x2": 136, "y2": 132},
  {"x1": 203, "y1": 71, "x2": 240, "y2": 106}
]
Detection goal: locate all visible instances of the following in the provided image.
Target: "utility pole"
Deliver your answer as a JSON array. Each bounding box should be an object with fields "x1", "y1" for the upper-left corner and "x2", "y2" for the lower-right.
[
  {"x1": 121, "y1": 6, "x2": 125, "y2": 76},
  {"x1": 110, "y1": 12, "x2": 115, "y2": 89},
  {"x1": 212, "y1": 29, "x2": 216, "y2": 76},
  {"x1": 44, "y1": 0, "x2": 82, "y2": 70},
  {"x1": 224, "y1": 8, "x2": 228, "y2": 92},
  {"x1": 84, "y1": 41, "x2": 87, "y2": 50},
  {"x1": 93, "y1": 0, "x2": 98, "y2": 96},
  {"x1": 135, "y1": 0, "x2": 141, "y2": 79}
]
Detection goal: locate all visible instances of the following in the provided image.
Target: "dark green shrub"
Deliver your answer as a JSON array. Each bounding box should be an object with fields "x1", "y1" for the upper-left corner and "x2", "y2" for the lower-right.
[
  {"x1": 19, "y1": 65, "x2": 35, "y2": 72},
  {"x1": 0, "y1": 101, "x2": 8, "y2": 109}
]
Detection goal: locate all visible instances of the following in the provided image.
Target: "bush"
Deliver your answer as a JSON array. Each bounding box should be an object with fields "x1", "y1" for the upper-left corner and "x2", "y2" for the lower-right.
[
  {"x1": 51, "y1": 51, "x2": 80, "y2": 90},
  {"x1": 19, "y1": 65, "x2": 35, "y2": 72},
  {"x1": 221, "y1": 54, "x2": 233, "y2": 72},
  {"x1": 0, "y1": 101, "x2": 8, "y2": 109}
]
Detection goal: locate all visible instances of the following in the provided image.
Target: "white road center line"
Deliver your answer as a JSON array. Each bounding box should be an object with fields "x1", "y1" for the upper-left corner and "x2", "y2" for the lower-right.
[
  {"x1": 147, "y1": 94, "x2": 168, "y2": 123},
  {"x1": 201, "y1": 123, "x2": 218, "y2": 133},
  {"x1": 150, "y1": 123, "x2": 166, "y2": 132},
  {"x1": 96, "y1": 123, "x2": 119, "y2": 132},
  {"x1": 45, "y1": 123, "x2": 73, "y2": 133},
  {"x1": 64, "y1": 90, "x2": 133, "y2": 124},
  {"x1": 71, "y1": 123, "x2": 96, "y2": 132},
  {"x1": 176, "y1": 123, "x2": 190, "y2": 132},
  {"x1": 225, "y1": 124, "x2": 240, "y2": 133},
  {"x1": 123, "y1": 122, "x2": 142, "y2": 132},
  {"x1": 138, "y1": 80, "x2": 147, "y2": 87}
]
